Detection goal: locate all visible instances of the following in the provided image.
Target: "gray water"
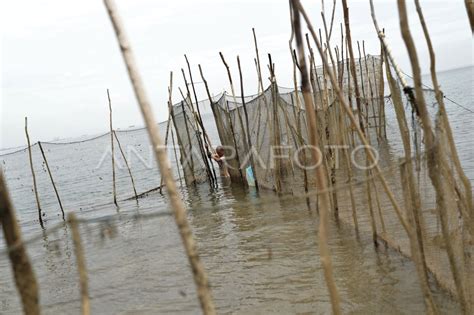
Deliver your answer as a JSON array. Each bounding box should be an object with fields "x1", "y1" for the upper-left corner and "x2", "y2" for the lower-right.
[{"x1": 0, "y1": 66, "x2": 472, "y2": 314}]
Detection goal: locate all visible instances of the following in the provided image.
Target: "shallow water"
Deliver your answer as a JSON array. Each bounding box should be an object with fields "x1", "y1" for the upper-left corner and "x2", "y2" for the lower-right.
[{"x1": 0, "y1": 66, "x2": 472, "y2": 314}]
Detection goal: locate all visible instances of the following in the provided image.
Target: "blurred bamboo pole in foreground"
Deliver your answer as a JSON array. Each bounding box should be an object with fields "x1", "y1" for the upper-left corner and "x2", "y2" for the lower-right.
[
  {"x1": 0, "y1": 171, "x2": 41, "y2": 314},
  {"x1": 68, "y1": 213, "x2": 90, "y2": 315},
  {"x1": 290, "y1": 1, "x2": 341, "y2": 313},
  {"x1": 102, "y1": 0, "x2": 216, "y2": 313}
]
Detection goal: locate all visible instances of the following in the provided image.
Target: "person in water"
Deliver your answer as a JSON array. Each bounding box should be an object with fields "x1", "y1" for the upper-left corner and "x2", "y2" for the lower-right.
[{"x1": 207, "y1": 145, "x2": 230, "y2": 178}]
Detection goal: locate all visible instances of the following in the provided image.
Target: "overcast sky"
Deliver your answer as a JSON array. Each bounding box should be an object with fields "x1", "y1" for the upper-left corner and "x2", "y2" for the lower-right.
[{"x1": 1, "y1": 0, "x2": 472, "y2": 149}]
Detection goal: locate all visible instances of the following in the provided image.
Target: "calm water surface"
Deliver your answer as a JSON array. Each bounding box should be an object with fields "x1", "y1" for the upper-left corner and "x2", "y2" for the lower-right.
[{"x1": 0, "y1": 66, "x2": 471, "y2": 314}]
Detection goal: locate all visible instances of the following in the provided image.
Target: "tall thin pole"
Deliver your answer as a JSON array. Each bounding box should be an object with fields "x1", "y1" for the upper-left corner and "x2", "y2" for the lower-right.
[
  {"x1": 184, "y1": 55, "x2": 218, "y2": 187},
  {"x1": 107, "y1": 89, "x2": 118, "y2": 206},
  {"x1": 0, "y1": 171, "x2": 40, "y2": 315},
  {"x1": 181, "y1": 70, "x2": 214, "y2": 186},
  {"x1": 397, "y1": 0, "x2": 468, "y2": 312},
  {"x1": 291, "y1": 1, "x2": 341, "y2": 313},
  {"x1": 237, "y1": 55, "x2": 259, "y2": 191},
  {"x1": 341, "y1": 0, "x2": 365, "y2": 133},
  {"x1": 103, "y1": 1, "x2": 215, "y2": 313},
  {"x1": 38, "y1": 141, "x2": 65, "y2": 220},
  {"x1": 25, "y1": 117, "x2": 43, "y2": 228},
  {"x1": 113, "y1": 131, "x2": 138, "y2": 200}
]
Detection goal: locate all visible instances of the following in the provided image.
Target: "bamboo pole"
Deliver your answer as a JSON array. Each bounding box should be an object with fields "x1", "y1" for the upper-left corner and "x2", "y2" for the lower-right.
[
  {"x1": 396, "y1": 1, "x2": 468, "y2": 312},
  {"x1": 288, "y1": 19, "x2": 310, "y2": 205},
  {"x1": 170, "y1": 120, "x2": 183, "y2": 186},
  {"x1": 103, "y1": 1, "x2": 215, "y2": 313},
  {"x1": 179, "y1": 96, "x2": 197, "y2": 185},
  {"x1": 356, "y1": 41, "x2": 378, "y2": 244},
  {"x1": 107, "y1": 89, "x2": 118, "y2": 206},
  {"x1": 183, "y1": 56, "x2": 218, "y2": 187},
  {"x1": 414, "y1": 0, "x2": 473, "y2": 227},
  {"x1": 68, "y1": 213, "x2": 90, "y2": 315},
  {"x1": 368, "y1": 1, "x2": 409, "y2": 90},
  {"x1": 252, "y1": 28, "x2": 264, "y2": 94},
  {"x1": 219, "y1": 52, "x2": 249, "y2": 153},
  {"x1": 336, "y1": 26, "x2": 359, "y2": 233},
  {"x1": 237, "y1": 55, "x2": 260, "y2": 191},
  {"x1": 345, "y1": 38, "x2": 356, "y2": 147},
  {"x1": 113, "y1": 131, "x2": 138, "y2": 200},
  {"x1": 291, "y1": 1, "x2": 341, "y2": 313},
  {"x1": 25, "y1": 117, "x2": 43, "y2": 228},
  {"x1": 362, "y1": 41, "x2": 379, "y2": 140},
  {"x1": 160, "y1": 111, "x2": 172, "y2": 194},
  {"x1": 465, "y1": 0, "x2": 474, "y2": 32},
  {"x1": 198, "y1": 64, "x2": 244, "y2": 184},
  {"x1": 38, "y1": 141, "x2": 65, "y2": 220},
  {"x1": 181, "y1": 70, "x2": 214, "y2": 186},
  {"x1": 161, "y1": 72, "x2": 175, "y2": 193},
  {"x1": 385, "y1": 58, "x2": 438, "y2": 314},
  {"x1": 0, "y1": 171, "x2": 40, "y2": 315},
  {"x1": 320, "y1": 14, "x2": 341, "y2": 219},
  {"x1": 341, "y1": 0, "x2": 365, "y2": 133}
]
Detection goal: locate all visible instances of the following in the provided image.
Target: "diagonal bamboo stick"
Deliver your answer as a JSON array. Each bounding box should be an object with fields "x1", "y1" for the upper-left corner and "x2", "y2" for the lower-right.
[
  {"x1": 38, "y1": 141, "x2": 65, "y2": 220},
  {"x1": 465, "y1": 0, "x2": 474, "y2": 32},
  {"x1": 103, "y1": 1, "x2": 215, "y2": 313},
  {"x1": 185, "y1": 56, "x2": 218, "y2": 187},
  {"x1": 113, "y1": 131, "x2": 138, "y2": 200}
]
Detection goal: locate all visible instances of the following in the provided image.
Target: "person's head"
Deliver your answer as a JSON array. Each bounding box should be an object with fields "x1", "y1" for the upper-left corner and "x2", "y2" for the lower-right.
[{"x1": 216, "y1": 146, "x2": 225, "y2": 157}]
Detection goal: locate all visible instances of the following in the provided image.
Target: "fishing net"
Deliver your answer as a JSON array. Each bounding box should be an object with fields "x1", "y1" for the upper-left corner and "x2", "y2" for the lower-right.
[
  {"x1": 0, "y1": 123, "x2": 183, "y2": 227},
  {"x1": 202, "y1": 53, "x2": 472, "y2": 309}
]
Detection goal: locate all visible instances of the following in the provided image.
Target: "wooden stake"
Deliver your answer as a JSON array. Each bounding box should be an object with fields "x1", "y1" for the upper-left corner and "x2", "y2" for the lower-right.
[
  {"x1": 38, "y1": 141, "x2": 65, "y2": 220},
  {"x1": 291, "y1": 1, "x2": 341, "y2": 313},
  {"x1": 107, "y1": 89, "x2": 118, "y2": 206},
  {"x1": 252, "y1": 28, "x2": 264, "y2": 93},
  {"x1": 103, "y1": 1, "x2": 215, "y2": 313},
  {"x1": 396, "y1": 1, "x2": 468, "y2": 312},
  {"x1": 170, "y1": 120, "x2": 183, "y2": 186},
  {"x1": 237, "y1": 55, "x2": 259, "y2": 191},
  {"x1": 414, "y1": 0, "x2": 473, "y2": 228},
  {"x1": 0, "y1": 171, "x2": 40, "y2": 315},
  {"x1": 341, "y1": 0, "x2": 365, "y2": 133},
  {"x1": 184, "y1": 55, "x2": 218, "y2": 187},
  {"x1": 219, "y1": 52, "x2": 249, "y2": 153},
  {"x1": 25, "y1": 117, "x2": 43, "y2": 228},
  {"x1": 385, "y1": 59, "x2": 438, "y2": 314},
  {"x1": 68, "y1": 213, "x2": 90, "y2": 315},
  {"x1": 113, "y1": 131, "x2": 138, "y2": 200}
]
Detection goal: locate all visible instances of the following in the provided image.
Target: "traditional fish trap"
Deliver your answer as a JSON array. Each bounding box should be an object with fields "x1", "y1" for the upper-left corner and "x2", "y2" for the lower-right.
[{"x1": 168, "y1": 47, "x2": 472, "y2": 312}]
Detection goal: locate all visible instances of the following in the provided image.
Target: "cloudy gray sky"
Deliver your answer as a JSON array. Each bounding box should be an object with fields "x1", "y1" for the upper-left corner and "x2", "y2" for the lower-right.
[{"x1": 1, "y1": 0, "x2": 472, "y2": 149}]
